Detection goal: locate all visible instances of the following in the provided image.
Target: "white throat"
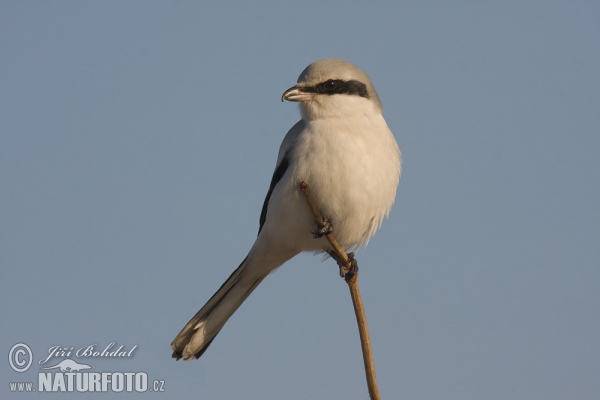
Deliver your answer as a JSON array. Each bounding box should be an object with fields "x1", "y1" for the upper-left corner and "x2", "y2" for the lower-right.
[{"x1": 300, "y1": 95, "x2": 381, "y2": 121}]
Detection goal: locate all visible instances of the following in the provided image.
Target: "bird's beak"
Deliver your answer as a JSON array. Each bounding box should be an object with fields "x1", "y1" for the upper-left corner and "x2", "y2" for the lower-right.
[{"x1": 281, "y1": 85, "x2": 314, "y2": 102}]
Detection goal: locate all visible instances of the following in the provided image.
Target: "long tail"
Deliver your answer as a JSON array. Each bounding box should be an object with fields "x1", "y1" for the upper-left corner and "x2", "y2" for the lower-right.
[{"x1": 171, "y1": 256, "x2": 267, "y2": 361}]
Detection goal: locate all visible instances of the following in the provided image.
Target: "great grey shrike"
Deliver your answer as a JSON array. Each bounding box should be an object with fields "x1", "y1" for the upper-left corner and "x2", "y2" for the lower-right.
[{"x1": 171, "y1": 58, "x2": 401, "y2": 361}]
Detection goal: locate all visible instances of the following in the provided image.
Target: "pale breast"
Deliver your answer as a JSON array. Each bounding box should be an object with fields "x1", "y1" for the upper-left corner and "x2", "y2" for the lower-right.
[{"x1": 290, "y1": 114, "x2": 400, "y2": 249}]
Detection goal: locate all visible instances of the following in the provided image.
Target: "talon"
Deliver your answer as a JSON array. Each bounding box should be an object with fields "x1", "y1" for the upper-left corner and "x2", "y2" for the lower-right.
[
  {"x1": 339, "y1": 252, "x2": 359, "y2": 280},
  {"x1": 347, "y1": 252, "x2": 355, "y2": 262},
  {"x1": 312, "y1": 219, "x2": 333, "y2": 238}
]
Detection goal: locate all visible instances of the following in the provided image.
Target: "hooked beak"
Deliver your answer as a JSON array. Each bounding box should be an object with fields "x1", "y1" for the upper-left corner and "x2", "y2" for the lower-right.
[{"x1": 281, "y1": 85, "x2": 314, "y2": 102}]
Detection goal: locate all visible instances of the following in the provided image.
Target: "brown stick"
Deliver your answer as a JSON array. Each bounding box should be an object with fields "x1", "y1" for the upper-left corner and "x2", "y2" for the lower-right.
[{"x1": 299, "y1": 180, "x2": 381, "y2": 400}]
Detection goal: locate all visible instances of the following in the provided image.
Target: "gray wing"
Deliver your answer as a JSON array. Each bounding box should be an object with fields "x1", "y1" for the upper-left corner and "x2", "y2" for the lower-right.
[{"x1": 258, "y1": 120, "x2": 304, "y2": 234}]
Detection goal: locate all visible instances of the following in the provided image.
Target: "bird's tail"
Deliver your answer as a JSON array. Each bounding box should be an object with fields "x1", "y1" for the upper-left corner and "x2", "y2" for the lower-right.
[{"x1": 171, "y1": 256, "x2": 266, "y2": 361}]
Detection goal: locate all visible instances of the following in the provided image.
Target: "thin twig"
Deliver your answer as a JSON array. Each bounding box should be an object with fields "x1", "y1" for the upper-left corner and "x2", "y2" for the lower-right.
[{"x1": 299, "y1": 180, "x2": 381, "y2": 400}]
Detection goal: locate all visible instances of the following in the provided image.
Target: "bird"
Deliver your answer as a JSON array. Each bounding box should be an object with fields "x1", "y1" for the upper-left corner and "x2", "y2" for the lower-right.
[{"x1": 171, "y1": 58, "x2": 401, "y2": 361}]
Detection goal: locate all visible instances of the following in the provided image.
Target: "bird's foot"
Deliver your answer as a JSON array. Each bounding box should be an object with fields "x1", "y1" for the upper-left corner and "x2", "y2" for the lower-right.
[
  {"x1": 312, "y1": 219, "x2": 333, "y2": 238},
  {"x1": 329, "y1": 251, "x2": 359, "y2": 280},
  {"x1": 339, "y1": 252, "x2": 359, "y2": 280}
]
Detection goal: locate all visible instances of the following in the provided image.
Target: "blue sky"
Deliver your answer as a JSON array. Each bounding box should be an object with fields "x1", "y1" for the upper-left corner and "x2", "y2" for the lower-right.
[{"x1": 2, "y1": 1, "x2": 599, "y2": 399}]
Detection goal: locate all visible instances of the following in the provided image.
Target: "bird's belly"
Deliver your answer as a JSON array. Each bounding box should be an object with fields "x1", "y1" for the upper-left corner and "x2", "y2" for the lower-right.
[{"x1": 286, "y1": 117, "x2": 400, "y2": 250}]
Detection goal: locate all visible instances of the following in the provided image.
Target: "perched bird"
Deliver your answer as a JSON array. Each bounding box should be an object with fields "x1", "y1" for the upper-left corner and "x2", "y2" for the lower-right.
[{"x1": 171, "y1": 58, "x2": 401, "y2": 361}]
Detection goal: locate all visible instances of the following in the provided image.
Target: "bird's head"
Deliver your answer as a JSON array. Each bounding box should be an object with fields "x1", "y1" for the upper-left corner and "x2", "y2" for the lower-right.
[{"x1": 282, "y1": 59, "x2": 383, "y2": 120}]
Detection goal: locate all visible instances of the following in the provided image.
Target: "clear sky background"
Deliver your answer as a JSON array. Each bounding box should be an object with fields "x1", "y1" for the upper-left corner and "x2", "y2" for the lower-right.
[{"x1": 2, "y1": 2, "x2": 599, "y2": 399}]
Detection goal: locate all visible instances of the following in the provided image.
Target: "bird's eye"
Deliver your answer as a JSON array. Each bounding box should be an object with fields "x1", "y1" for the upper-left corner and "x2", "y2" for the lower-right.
[{"x1": 323, "y1": 80, "x2": 338, "y2": 91}]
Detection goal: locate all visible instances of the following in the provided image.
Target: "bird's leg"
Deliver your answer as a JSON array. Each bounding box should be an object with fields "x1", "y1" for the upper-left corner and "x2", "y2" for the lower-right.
[
  {"x1": 300, "y1": 180, "x2": 358, "y2": 279},
  {"x1": 341, "y1": 252, "x2": 359, "y2": 280},
  {"x1": 328, "y1": 250, "x2": 359, "y2": 280},
  {"x1": 299, "y1": 180, "x2": 333, "y2": 238},
  {"x1": 312, "y1": 218, "x2": 333, "y2": 238}
]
